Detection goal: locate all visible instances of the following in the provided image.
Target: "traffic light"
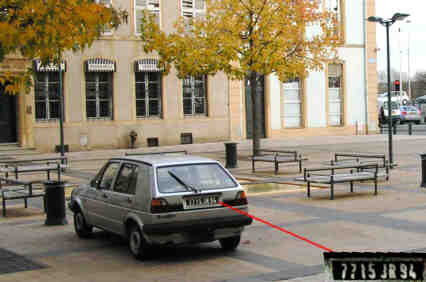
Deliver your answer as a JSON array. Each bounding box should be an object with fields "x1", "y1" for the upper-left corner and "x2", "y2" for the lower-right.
[{"x1": 394, "y1": 80, "x2": 400, "y2": 91}]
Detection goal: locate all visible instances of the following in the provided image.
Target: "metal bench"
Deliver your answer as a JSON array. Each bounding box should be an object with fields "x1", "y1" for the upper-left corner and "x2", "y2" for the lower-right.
[
  {"x1": 302, "y1": 163, "x2": 379, "y2": 200},
  {"x1": 0, "y1": 157, "x2": 67, "y2": 181},
  {"x1": 251, "y1": 149, "x2": 307, "y2": 174},
  {"x1": 0, "y1": 178, "x2": 45, "y2": 217},
  {"x1": 331, "y1": 153, "x2": 390, "y2": 180},
  {"x1": 125, "y1": 150, "x2": 188, "y2": 156}
]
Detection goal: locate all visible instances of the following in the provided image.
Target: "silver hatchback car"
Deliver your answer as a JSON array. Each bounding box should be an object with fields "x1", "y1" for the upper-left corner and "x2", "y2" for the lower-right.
[{"x1": 69, "y1": 155, "x2": 252, "y2": 259}]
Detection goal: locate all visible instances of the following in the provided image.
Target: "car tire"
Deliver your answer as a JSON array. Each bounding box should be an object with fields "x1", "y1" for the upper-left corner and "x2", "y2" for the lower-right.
[
  {"x1": 74, "y1": 210, "x2": 93, "y2": 239},
  {"x1": 128, "y1": 225, "x2": 149, "y2": 260},
  {"x1": 219, "y1": 235, "x2": 241, "y2": 251},
  {"x1": 415, "y1": 121, "x2": 421, "y2": 125}
]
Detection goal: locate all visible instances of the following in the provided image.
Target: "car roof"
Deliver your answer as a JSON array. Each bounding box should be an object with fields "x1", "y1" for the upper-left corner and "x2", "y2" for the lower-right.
[{"x1": 110, "y1": 155, "x2": 219, "y2": 167}]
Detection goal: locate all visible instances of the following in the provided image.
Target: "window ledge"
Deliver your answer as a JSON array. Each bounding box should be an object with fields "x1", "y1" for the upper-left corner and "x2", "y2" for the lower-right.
[
  {"x1": 184, "y1": 115, "x2": 208, "y2": 119},
  {"x1": 36, "y1": 119, "x2": 59, "y2": 123},
  {"x1": 136, "y1": 116, "x2": 163, "y2": 120},
  {"x1": 87, "y1": 117, "x2": 113, "y2": 121}
]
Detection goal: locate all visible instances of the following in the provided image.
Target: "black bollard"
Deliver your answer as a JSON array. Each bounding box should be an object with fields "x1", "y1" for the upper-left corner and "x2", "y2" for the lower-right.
[
  {"x1": 421, "y1": 154, "x2": 426, "y2": 188},
  {"x1": 408, "y1": 123, "x2": 412, "y2": 135},
  {"x1": 225, "y1": 142, "x2": 238, "y2": 168},
  {"x1": 393, "y1": 123, "x2": 397, "y2": 135},
  {"x1": 44, "y1": 181, "x2": 68, "y2": 225}
]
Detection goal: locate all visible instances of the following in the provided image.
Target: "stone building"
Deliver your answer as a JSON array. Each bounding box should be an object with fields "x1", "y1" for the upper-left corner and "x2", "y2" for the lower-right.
[{"x1": 0, "y1": 0, "x2": 378, "y2": 152}]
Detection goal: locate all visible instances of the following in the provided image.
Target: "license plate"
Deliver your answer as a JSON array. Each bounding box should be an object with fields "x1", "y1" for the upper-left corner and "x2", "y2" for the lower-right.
[
  {"x1": 183, "y1": 195, "x2": 220, "y2": 209},
  {"x1": 332, "y1": 261, "x2": 424, "y2": 280},
  {"x1": 409, "y1": 112, "x2": 416, "y2": 115}
]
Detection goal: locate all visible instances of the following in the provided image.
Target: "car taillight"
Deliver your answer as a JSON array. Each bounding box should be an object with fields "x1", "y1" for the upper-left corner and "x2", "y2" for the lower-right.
[
  {"x1": 225, "y1": 191, "x2": 248, "y2": 206},
  {"x1": 151, "y1": 198, "x2": 168, "y2": 213},
  {"x1": 401, "y1": 111, "x2": 407, "y2": 115}
]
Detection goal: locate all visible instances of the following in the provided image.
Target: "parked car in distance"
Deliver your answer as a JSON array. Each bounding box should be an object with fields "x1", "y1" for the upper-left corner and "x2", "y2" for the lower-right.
[
  {"x1": 379, "y1": 101, "x2": 401, "y2": 125},
  {"x1": 69, "y1": 154, "x2": 253, "y2": 259},
  {"x1": 399, "y1": 105, "x2": 422, "y2": 124},
  {"x1": 378, "y1": 91, "x2": 409, "y2": 108}
]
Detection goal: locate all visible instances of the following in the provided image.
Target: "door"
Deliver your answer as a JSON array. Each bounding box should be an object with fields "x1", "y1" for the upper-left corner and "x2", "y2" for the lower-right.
[
  {"x1": 0, "y1": 85, "x2": 17, "y2": 143},
  {"x1": 108, "y1": 163, "x2": 139, "y2": 235},
  {"x1": 85, "y1": 162, "x2": 120, "y2": 230},
  {"x1": 245, "y1": 75, "x2": 266, "y2": 139}
]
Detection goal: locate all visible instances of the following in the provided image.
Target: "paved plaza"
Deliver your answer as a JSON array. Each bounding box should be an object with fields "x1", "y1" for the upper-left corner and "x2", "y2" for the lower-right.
[{"x1": 1, "y1": 134, "x2": 426, "y2": 281}]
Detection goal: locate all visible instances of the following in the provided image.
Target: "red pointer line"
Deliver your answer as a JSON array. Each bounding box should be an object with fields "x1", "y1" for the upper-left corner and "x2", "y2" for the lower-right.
[{"x1": 219, "y1": 202, "x2": 334, "y2": 253}]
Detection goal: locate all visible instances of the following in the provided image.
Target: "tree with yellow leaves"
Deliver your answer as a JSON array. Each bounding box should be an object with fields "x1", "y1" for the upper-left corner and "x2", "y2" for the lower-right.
[
  {"x1": 0, "y1": 0, "x2": 124, "y2": 94},
  {"x1": 141, "y1": 0, "x2": 340, "y2": 155}
]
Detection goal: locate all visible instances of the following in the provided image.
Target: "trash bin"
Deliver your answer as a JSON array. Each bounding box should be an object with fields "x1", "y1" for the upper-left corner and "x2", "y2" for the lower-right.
[
  {"x1": 421, "y1": 154, "x2": 426, "y2": 188},
  {"x1": 225, "y1": 142, "x2": 238, "y2": 169},
  {"x1": 44, "y1": 181, "x2": 68, "y2": 225}
]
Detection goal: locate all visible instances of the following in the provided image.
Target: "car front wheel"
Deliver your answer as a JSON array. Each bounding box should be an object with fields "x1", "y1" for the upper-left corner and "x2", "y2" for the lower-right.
[
  {"x1": 129, "y1": 225, "x2": 149, "y2": 260},
  {"x1": 74, "y1": 210, "x2": 93, "y2": 238},
  {"x1": 219, "y1": 235, "x2": 241, "y2": 251}
]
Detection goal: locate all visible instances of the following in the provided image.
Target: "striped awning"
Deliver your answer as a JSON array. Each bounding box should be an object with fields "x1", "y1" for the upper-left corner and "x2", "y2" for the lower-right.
[
  {"x1": 134, "y1": 58, "x2": 162, "y2": 72},
  {"x1": 85, "y1": 58, "x2": 116, "y2": 72},
  {"x1": 33, "y1": 59, "x2": 66, "y2": 72}
]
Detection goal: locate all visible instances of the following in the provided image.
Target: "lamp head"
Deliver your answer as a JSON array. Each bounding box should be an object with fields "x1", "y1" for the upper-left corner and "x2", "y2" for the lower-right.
[
  {"x1": 391, "y1": 13, "x2": 410, "y2": 22},
  {"x1": 367, "y1": 16, "x2": 383, "y2": 23}
]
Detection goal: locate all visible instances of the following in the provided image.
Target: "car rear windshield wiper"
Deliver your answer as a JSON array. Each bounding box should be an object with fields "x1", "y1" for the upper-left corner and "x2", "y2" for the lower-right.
[{"x1": 168, "y1": 170, "x2": 200, "y2": 193}]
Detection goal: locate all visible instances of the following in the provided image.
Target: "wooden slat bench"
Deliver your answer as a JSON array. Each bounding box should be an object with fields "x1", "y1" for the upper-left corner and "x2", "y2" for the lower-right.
[
  {"x1": 0, "y1": 178, "x2": 45, "y2": 217},
  {"x1": 302, "y1": 163, "x2": 380, "y2": 200},
  {"x1": 251, "y1": 150, "x2": 307, "y2": 175}
]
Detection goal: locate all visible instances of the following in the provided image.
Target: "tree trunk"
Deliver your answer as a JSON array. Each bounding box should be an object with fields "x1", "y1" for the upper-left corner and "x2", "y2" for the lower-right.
[{"x1": 249, "y1": 71, "x2": 260, "y2": 156}]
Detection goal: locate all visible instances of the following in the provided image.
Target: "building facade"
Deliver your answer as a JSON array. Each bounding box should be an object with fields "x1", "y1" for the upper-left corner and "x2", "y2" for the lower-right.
[{"x1": 0, "y1": 0, "x2": 378, "y2": 152}]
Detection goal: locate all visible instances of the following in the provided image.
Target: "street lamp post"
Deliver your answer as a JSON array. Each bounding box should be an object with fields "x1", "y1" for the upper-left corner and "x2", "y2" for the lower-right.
[{"x1": 368, "y1": 13, "x2": 410, "y2": 166}]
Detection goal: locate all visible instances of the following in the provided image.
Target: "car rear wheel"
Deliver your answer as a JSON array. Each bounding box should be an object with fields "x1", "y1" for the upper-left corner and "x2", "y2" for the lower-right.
[
  {"x1": 74, "y1": 210, "x2": 93, "y2": 239},
  {"x1": 129, "y1": 225, "x2": 149, "y2": 260},
  {"x1": 219, "y1": 235, "x2": 241, "y2": 251},
  {"x1": 415, "y1": 121, "x2": 421, "y2": 125}
]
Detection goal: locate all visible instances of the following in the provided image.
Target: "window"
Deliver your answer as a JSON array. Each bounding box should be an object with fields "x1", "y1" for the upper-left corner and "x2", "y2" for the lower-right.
[
  {"x1": 181, "y1": 0, "x2": 206, "y2": 20},
  {"x1": 324, "y1": 0, "x2": 343, "y2": 39},
  {"x1": 114, "y1": 163, "x2": 139, "y2": 195},
  {"x1": 328, "y1": 64, "x2": 344, "y2": 126},
  {"x1": 283, "y1": 78, "x2": 303, "y2": 128},
  {"x1": 135, "y1": 72, "x2": 162, "y2": 117},
  {"x1": 85, "y1": 72, "x2": 113, "y2": 119},
  {"x1": 183, "y1": 75, "x2": 208, "y2": 116},
  {"x1": 156, "y1": 163, "x2": 237, "y2": 193},
  {"x1": 135, "y1": 0, "x2": 160, "y2": 34},
  {"x1": 34, "y1": 72, "x2": 61, "y2": 121},
  {"x1": 99, "y1": 162, "x2": 120, "y2": 190},
  {"x1": 96, "y1": 0, "x2": 113, "y2": 35}
]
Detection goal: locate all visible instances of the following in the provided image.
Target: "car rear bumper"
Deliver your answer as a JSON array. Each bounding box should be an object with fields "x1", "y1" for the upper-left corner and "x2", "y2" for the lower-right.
[{"x1": 143, "y1": 214, "x2": 253, "y2": 235}]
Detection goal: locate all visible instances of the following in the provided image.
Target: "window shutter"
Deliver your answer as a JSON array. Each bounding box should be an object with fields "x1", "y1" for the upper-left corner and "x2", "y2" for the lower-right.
[
  {"x1": 182, "y1": 0, "x2": 205, "y2": 20},
  {"x1": 135, "y1": 0, "x2": 160, "y2": 34}
]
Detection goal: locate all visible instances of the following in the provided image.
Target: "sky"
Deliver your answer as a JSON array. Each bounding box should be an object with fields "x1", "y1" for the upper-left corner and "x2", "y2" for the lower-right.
[{"x1": 375, "y1": 0, "x2": 426, "y2": 75}]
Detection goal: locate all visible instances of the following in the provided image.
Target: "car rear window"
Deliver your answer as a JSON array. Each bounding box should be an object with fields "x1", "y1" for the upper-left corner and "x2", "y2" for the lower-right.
[{"x1": 156, "y1": 163, "x2": 237, "y2": 193}]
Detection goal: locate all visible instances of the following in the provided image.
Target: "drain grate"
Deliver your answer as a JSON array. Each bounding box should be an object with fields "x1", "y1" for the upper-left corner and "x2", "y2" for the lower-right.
[{"x1": 0, "y1": 248, "x2": 45, "y2": 274}]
